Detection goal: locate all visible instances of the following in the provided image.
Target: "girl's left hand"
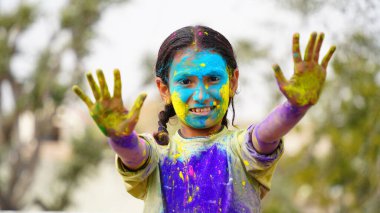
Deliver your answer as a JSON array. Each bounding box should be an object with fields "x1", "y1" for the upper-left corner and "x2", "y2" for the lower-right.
[{"x1": 273, "y1": 32, "x2": 336, "y2": 107}]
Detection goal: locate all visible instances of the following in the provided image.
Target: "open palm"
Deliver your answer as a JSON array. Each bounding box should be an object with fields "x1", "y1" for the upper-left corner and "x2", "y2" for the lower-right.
[
  {"x1": 273, "y1": 32, "x2": 336, "y2": 106},
  {"x1": 72, "y1": 69, "x2": 146, "y2": 137}
]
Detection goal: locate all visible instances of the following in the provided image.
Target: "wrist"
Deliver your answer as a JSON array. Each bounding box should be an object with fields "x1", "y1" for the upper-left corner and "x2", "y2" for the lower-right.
[
  {"x1": 285, "y1": 101, "x2": 311, "y2": 115},
  {"x1": 109, "y1": 131, "x2": 140, "y2": 149}
]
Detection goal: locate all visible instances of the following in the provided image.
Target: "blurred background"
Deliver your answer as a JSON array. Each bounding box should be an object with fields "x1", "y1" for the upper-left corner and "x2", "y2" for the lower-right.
[{"x1": 0, "y1": 0, "x2": 379, "y2": 212}]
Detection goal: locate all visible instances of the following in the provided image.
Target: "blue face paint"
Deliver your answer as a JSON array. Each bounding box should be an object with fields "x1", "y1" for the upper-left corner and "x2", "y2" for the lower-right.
[{"x1": 169, "y1": 48, "x2": 230, "y2": 129}]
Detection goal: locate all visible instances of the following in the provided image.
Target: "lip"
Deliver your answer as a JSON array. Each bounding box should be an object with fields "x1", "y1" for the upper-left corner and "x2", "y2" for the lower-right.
[{"x1": 189, "y1": 106, "x2": 216, "y2": 116}]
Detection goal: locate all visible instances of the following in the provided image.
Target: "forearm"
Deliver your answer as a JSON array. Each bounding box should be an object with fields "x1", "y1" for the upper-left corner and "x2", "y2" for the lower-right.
[
  {"x1": 254, "y1": 101, "x2": 310, "y2": 153},
  {"x1": 108, "y1": 131, "x2": 149, "y2": 170}
]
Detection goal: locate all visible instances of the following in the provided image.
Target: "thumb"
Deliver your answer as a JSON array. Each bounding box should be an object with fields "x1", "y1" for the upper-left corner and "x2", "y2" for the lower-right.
[
  {"x1": 272, "y1": 64, "x2": 288, "y2": 89},
  {"x1": 118, "y1": 93, "x2": 147, "y2": 134}
]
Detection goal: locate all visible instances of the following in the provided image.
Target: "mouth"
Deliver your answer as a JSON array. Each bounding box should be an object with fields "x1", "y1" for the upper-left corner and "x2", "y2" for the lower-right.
[{"x1": 189, "y1": 106, "x2": 216, "y2": 115}]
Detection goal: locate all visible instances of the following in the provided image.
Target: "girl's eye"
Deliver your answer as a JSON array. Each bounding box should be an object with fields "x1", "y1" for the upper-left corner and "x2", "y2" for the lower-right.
[
  {"x1": 179, "y1": 79, "x2": 191, "y2": 85},
  {"x1": 209, "y1": 76, "x2": 220, "y2": 82}
]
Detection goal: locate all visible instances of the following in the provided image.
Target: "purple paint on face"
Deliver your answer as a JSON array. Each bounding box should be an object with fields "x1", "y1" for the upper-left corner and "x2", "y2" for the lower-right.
[{"x1": 159, "y1": 144, "x2": 243, "y2": 212}]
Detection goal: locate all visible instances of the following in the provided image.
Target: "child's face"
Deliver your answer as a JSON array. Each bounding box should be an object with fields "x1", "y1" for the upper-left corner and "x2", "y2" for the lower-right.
[{"x1": 168, "y1": 48, "x2": 230, "y2": 129}]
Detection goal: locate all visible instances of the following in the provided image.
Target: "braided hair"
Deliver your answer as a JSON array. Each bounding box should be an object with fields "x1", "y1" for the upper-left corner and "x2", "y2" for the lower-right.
[{"x1": 153, "y1": 25, "x2": 238, "y2": 145}]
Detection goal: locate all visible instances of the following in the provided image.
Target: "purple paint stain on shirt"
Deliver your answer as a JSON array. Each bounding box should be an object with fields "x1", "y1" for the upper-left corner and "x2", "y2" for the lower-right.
[{"x1": 159, "y1": 144, "x2": 241, "y2": 213}]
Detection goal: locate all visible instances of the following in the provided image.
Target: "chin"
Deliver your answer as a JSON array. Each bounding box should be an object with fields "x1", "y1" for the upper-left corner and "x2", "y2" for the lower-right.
[{"x1": 185, "y1": 117, "x2": 221, "y2": 130}]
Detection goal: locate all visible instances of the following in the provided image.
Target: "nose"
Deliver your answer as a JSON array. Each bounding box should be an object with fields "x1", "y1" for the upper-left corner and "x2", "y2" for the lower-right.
[{"x1": 193, "y1": 83, "x2": 210, "y2": 103}]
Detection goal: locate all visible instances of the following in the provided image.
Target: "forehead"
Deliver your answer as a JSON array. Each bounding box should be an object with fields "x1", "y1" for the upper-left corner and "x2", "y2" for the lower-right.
[{"x1": 170, "y1": 48, "x2": 227, "y2": 74}]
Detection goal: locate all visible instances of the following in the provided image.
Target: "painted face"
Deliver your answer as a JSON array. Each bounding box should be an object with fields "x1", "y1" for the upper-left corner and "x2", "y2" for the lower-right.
[{"x1": 169, "y1": 48, "x2": 230, "y2": 129}]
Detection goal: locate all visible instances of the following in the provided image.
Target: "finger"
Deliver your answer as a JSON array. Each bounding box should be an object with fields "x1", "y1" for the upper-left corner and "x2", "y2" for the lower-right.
[
  {"x1": 292, "y1": 33, "x2": 302, "y2": 63},
  {"x1": 129, "y1": 93, "x2": 147, "y2": 120},
  {"x1": 113, "y1": 69, "x2": 122, "y2": 99},
  {"x1": 313, "y1": 33, "x2": 324, "y2": 63},
  {"x1": 272, "y1": 64, "x2": 288, "y2": 88},
  {"x1": 86, "y1": 72, "x2": 101, "y2": 100},
  {"x1": 72, "y1": 85, "x2": 93, "y2": 108},
  {"x1": 96, "y1": 69, "x2": 111, "y2": 99},
  {"x1": 304, "y1": 32, "x2": 317, "y2": 62},
  {"x1": 119, "y1": 93, "x2": 147, "y2": 134},
  {"x1": 321, "y1": 45, "x2": 336, "y2": 69}
]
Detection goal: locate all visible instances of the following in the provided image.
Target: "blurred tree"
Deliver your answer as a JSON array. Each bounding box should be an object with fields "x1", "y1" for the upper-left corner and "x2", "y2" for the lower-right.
[
  {"x1": 0, "y1": 0, "x2": 127, "y2": 210},
  {"x1": 263, "y1": 0, "x2": 380, "y2": 212}
]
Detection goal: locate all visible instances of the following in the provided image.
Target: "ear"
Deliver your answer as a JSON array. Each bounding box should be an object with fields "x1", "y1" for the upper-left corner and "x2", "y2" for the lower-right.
[
  {"x1": 229, "y1": 68, "x2": 239, "y2": 97},
  {"x1": 155, "y1": 77, "x2": 171, "y2": 103}
]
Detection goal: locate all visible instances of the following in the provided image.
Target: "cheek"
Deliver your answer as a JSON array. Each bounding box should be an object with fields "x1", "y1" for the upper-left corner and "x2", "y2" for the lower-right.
[
  {"x1": 171, "y1": 91, "x2": 189, "y2": 119},
  {"x1": 170, "y1": 85, "x2": 194, "y2": 103},
  {"x1": 219, "y1": 83, "x2": 230, "y2": 102},
  {"x1": 213, "y1": 84, "x2": 230, "y2": 120},
  {"x1": 209, "y1": 81, "x2": 230, "y2": 102}
]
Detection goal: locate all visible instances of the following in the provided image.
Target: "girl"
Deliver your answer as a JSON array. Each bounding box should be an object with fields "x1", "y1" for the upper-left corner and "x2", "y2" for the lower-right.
[{"x1": 73, "y1": 26, "x2": 335, "y2": 212}]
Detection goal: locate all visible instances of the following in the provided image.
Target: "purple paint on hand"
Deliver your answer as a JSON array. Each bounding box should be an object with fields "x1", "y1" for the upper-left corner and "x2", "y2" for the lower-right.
[
  {"x1": 282, "y1": 101, "x2": 310, "y2": 118},
  {"x1": 109, "y1": 131, "x2": 140, "y2": 149}
]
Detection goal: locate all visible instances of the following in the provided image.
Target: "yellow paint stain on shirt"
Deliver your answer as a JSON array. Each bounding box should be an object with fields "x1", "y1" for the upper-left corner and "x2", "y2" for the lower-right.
[
  {"x1": 243, "y1": 160, "x2": 250, "y2": 166},
  {"x1": 242, "y1": 181, "x2": 246, "y2": 186},
  {"x1": 188, "y1": 196, "x2": 193, "y2": 203},
  {"x1": 173, "y1": 153, "x2": 181, "y2": 159},
  {"x1": 200, "y1": 63, "x2": 206, "y2": 67},
  {"x1": 179, "y1": 171, "x2": 184, "y2": 182}
]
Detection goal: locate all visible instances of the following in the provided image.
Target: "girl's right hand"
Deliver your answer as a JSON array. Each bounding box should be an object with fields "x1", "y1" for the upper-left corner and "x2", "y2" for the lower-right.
[{"x1": 72, "y1": 69, "x2": 147, "y2": 138}]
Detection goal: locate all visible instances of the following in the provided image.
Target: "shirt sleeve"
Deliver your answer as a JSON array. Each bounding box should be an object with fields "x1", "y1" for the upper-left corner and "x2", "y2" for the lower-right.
[
  {"x1": 115, "y1": 133, "x2": 159, "y2": 200},
  {"x1": 232, "y1": 125, "x2": 284, "y2": 194}
]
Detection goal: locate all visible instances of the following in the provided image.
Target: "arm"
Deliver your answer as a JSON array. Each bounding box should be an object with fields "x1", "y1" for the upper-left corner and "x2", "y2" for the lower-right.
[
  {"x1": 253, "y1": 32, "x2": 336, "y2": 154},
  {"x1": 72, "y1": 69, "x2": 149, "y2": 170}
]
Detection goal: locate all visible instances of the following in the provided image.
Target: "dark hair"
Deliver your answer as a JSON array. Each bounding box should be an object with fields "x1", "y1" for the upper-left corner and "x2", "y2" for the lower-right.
[{"x1": 153, "y1": 25, "x2": 238, "y2": 145}]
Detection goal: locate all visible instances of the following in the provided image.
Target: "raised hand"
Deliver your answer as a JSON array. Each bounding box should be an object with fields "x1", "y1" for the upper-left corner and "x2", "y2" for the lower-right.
[
  {"x1": 273, "y1": 32, "x2": 336, "y2": 107},
  {"x1": 72, "y1": 69, "x2": 147, "y2": 138}
]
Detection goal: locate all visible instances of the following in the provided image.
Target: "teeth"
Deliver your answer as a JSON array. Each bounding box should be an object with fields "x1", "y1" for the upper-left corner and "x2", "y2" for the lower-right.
[{"x1": 191, "y1": 107, "x2": 212, "y2": 113}]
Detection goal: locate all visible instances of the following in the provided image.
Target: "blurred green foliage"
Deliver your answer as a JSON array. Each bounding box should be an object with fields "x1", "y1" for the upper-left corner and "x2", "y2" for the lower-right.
[
  {"x1": 0, "y1": 0, "x2": 127, "y2": 210},
  {"x1": 263, "y1": 1, "x2": 380, "y2": 212}
]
